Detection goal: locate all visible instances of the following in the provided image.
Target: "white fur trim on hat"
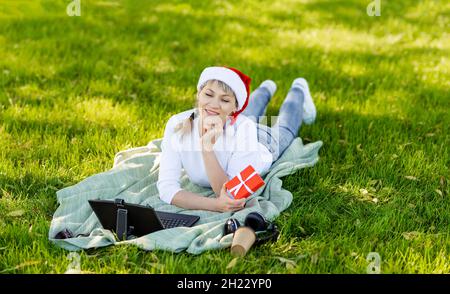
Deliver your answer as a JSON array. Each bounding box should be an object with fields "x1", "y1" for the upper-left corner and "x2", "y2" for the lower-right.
[{"x1": 197, "y1": 67, "x2": 247, "y2": 110}]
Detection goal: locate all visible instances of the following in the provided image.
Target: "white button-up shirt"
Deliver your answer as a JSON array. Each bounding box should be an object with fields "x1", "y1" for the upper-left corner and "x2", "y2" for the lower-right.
[{"x1": 157, "y1": 109, "x2": 273, "y2": 204}]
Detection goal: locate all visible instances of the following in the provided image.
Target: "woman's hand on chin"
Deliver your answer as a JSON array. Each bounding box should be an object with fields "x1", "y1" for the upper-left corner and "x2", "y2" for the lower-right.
[
  {"x1": 214, "y1": 183, "x2": 246, "y2": 212},
  {"x1": 200, "y1": 115, "x2": 223, "y2": 152}
]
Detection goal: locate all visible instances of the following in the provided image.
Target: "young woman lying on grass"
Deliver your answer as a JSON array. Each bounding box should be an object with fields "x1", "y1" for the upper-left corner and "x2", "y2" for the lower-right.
[{"x1": 157, "y1": 66, "x2": 316, "y2": 212}]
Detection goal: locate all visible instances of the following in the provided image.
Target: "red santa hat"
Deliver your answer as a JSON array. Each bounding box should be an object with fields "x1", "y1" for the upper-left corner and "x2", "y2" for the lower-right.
[{"x1": 197, "y1": 66, "x2": 251, "y2": 124}]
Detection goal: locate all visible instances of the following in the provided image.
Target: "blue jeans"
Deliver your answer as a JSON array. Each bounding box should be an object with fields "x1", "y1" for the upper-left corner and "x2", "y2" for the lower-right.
[{"x1": 242, "y1": 86, "x2": 305, "y2": 162}]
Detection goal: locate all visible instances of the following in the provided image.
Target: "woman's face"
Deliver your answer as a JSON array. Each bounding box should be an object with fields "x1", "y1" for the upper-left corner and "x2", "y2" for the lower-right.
[{"x1": 197, "y1": 80, "x2": 238, "y2": 125}]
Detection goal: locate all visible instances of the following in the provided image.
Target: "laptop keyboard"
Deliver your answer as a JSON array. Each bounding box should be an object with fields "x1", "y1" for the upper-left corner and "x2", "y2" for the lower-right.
[
  {"x1": 159, "y1": 218, "x2": 189, "y2": 228},
  {"x1": 155, "y1": 210, "x2": 200, "y2": 229}
]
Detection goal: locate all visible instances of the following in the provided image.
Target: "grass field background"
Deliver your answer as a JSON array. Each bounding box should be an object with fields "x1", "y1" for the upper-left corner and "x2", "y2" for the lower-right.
[{"x1": 0, "y1": 0, "x2": 449, "y2": 273}]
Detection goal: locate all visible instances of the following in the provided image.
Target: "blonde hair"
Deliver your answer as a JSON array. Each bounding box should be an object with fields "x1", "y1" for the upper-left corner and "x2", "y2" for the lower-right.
[{"x1": 174, "y1": 79, "x2": 238, "y2": 137}]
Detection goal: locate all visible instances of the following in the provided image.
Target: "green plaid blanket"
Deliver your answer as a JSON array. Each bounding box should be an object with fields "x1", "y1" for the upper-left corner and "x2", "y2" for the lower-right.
[{"x1": 48, "y1": 137, "x2": 322, "y2": 254}]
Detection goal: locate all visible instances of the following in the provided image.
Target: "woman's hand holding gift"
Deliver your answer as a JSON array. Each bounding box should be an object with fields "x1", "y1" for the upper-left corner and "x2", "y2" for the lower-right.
[{"x1": 214, "y1": 183, "x2": 246, "y2": 212}]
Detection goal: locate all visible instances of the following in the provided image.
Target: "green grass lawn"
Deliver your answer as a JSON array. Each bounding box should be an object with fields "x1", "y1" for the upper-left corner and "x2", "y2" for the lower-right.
[{"x1": 0, "y1": 0, "x2": 449, "y2": 273}]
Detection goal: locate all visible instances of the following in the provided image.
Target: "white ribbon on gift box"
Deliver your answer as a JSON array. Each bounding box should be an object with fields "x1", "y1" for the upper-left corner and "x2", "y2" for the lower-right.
[{"x1": 228, "y1": 170, "x2": 258, "y2": 198}]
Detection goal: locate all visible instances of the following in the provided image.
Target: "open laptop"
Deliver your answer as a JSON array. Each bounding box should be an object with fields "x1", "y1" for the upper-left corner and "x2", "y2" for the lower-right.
[{"x1": 88, "y1": 199, "x2": 200, "y2": 238}]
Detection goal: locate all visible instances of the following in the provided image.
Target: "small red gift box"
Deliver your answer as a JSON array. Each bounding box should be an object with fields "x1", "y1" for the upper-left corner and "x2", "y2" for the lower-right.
[{"x1": 225, "y1": 165, "x2": 265, "y2": 199}]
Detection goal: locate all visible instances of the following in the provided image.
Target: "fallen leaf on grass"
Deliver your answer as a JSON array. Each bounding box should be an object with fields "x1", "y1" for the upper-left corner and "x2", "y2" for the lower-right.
[
  {"x1": 404, "y1": 176, "x2": 418, "y2": 181},
  {"x1": 226, "y1": 257, "x2": 239, "y2": 269},
  {"x1": 275, "y1": 257, "x2": 297, "y2": 270},
  {"x1": 435, "y1": 189, "x2": 443, "y2": 197},
  {"x1": 0, "y1": 260, "x2": 41, "y2": 273},
  {"x1": 402, "y1": 231, "x2": 420, "y2": 240},
  {"x1": 7, "y1": 210, "x2": 25, "y2": 217}
]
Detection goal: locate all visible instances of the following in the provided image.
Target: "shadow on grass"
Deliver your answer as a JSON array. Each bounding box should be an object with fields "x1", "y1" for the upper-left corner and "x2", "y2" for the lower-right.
[
  {"x1": 0, "y1": 172, "x2": 74, "y2": 199},
  {"x1": 278, "y1": 107, "x2": 449, "y2": 240},
  {"x1": 3, "y1": 114, "x2": 122, "y2": 136},
  {"x1": 1, "y1": 0, "x2": 447, "y2": 122}
]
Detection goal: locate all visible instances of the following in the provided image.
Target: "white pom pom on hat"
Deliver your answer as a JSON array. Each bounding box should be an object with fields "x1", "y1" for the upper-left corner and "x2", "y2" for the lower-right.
[{"x1": 197, "y1": 66, "x2": 252, "y2": 123}]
